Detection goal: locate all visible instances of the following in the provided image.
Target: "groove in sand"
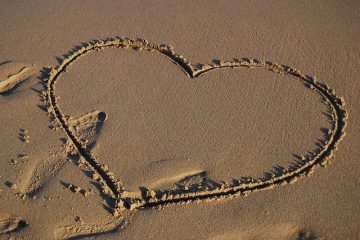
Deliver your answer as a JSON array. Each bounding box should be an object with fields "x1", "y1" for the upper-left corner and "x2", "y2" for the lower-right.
[{"x1": 42, "y1": 37, "x2": 347, "y2": 213}]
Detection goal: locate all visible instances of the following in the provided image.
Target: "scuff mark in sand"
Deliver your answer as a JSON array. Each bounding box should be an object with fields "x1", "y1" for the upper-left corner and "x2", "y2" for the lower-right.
[
  {"x1": 0, "y1": 62, "x2": 39, "y2": 95},
  {"x1": 0, "y1": 212, "x2": 28, "y2": 234}
]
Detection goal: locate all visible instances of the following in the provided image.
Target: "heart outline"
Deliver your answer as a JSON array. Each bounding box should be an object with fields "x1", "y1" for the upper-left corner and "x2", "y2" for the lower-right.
[{"x1": 42, "y1": 37, "x2": 347, "y2": 213}]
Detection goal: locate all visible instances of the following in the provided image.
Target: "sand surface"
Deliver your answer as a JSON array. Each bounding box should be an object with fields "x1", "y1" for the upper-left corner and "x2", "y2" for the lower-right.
[{"x1": 0, "y1": 1, "x2": 359, "y2": 239}]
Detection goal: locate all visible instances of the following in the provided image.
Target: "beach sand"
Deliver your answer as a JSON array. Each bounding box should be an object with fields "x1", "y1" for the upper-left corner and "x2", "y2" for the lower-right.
[{"x1": 0, "y1": 1, "x2": 359, "y2": 239}]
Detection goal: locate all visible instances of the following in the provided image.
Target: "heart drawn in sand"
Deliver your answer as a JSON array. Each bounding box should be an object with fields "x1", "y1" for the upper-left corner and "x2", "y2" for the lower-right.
[{"x1": 43, "y1": 37, "x2": 347, "y2": 213}]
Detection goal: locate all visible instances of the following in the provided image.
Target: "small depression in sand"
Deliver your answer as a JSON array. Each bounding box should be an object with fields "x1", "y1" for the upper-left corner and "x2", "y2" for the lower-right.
[{"x1": 56, "y1": 48, "x2": 331, "y2": 191}]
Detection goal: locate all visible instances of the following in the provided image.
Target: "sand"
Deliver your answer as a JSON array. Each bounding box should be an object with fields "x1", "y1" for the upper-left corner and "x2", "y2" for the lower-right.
[{"x1": 0, "y1": 1, "x2": 359, "y2": 239}]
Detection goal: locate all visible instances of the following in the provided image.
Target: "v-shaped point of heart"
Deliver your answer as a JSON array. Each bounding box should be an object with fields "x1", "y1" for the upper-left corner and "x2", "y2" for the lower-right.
[{"x1": 43, "y1": 37, "x2": 347, "y2": 214}]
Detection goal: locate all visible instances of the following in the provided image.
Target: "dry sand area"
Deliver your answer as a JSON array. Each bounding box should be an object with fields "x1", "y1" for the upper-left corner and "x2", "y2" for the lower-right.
[{"x1": 0, "y1": 1, "x2": 359, "y2": 239}]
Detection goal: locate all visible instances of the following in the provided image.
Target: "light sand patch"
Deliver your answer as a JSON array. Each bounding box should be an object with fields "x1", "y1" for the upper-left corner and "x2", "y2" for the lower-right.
[{"x1": 209, "y1": 223, "x2": 303, "y2": 240}]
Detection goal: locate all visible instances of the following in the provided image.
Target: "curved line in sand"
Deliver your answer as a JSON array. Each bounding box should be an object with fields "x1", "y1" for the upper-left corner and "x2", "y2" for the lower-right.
[{"x1": 44, "y1": 37, "x2": 347, "y2": 212}]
